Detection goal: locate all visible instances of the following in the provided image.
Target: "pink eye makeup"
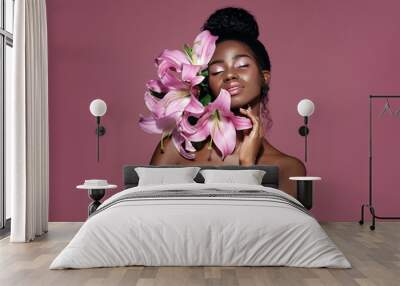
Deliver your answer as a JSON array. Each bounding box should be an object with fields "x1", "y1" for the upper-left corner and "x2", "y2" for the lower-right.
[
  {"x1": 234, "y1": 59, "x2": 251, "y2": 68},
  {"x1": 209, "y1": 66, "x2": 224, "y2": 75},
  {"x1": 208, "y1": 55, "x2": 254, "y2": 76},
  {"x1": 237, "y1": 63, "x2": 249, "y2": 68}
]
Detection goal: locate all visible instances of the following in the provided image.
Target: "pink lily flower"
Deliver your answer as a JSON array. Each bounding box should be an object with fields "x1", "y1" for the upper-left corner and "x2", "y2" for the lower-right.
[
  {"x1": 191, "y1": 30, "x2": 218, "y2": 69},
  {"x1": 156, "y1": 49, "x2": 189, "y2": 78},
  {"x1": 140, "y1": 92, "x2": 197, "y2": 159},
  {"x1": 155, "y1": 49, "x2": 190, "y2": 90},
  {"x1": 157, "y1": 63, "x2": 204, "y2": 91},
  {"x1": 153, "y1": 64, "x2": 205, "y2": 118},
  {"x1": 146, "y1": 79, "x2": 167, "y2": 94},
  {"x1": 139, "y1": 92, "x2": 179, "y2": 134},
  {"x1": 185, "y1": 89, "x2": 252, "y2": 159},
  {"x1": 171, "y1": 127, "x2": 196, "y2": 160},
  {"x1": 144, "y1": 86, "x2": 202, "y2": 121},
  {"x1": 138, "y1": 113, "x2": 177, "y2": 136},
  {"x1": 149, "y1": 31, "x2": 217, "y2": 118},
  {"x1": 139, "y1": 112, "x2": 196, "y2": 160},
  {"x1": 155, "y1": 30, "x2": 217, "y2": 89},
  {"x1": 139, "y1": 30, "x2": 219, "y2": 160}
]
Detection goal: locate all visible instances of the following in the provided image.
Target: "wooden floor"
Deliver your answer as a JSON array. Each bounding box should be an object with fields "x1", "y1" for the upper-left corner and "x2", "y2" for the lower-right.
[{"x1": 0, "y1": 222, "x2": 399, "y2": 286}]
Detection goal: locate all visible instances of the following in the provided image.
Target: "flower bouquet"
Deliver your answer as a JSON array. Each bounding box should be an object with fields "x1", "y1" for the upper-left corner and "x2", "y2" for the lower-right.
[{"x1": 139, "y1": 31, "x2": 252, "y2": 160}]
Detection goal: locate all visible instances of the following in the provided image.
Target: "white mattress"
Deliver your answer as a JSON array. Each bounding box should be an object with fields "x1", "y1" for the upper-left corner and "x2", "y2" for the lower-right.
[{"x1": 50, "y1": 183, "x2": 351, "y2": 269}]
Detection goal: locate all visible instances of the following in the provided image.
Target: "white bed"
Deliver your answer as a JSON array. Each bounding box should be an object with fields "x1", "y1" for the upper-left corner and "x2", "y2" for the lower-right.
[{"x1": 50, "y1": 183, "x2": 351, "y2": 269}]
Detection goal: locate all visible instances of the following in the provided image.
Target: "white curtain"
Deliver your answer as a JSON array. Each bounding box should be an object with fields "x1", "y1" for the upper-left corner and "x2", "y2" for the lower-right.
[{"x1": 8, "y1": 0, "x2": 49, "y2": 242}]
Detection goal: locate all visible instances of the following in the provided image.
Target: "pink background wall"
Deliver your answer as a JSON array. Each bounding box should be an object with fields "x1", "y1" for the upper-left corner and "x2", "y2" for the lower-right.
[{"x1": 47, "y1": 0, "x2": 400, "y2": 222}]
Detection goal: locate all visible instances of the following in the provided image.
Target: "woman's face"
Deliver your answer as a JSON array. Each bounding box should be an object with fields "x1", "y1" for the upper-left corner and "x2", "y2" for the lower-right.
[{"x1": 208, "y1": 40, "x2": 270, "y2": 109}]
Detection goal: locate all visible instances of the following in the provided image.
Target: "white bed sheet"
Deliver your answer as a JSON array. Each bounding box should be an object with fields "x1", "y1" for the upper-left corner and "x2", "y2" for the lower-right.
[{"x1": 50, "y1": 183, "x2": 351, "y2": 269}]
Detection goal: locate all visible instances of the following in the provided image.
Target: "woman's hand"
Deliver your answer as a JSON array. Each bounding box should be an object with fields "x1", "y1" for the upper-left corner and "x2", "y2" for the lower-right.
[{"x1": 238, "y1": 106, "x2": 264, "y2": 166}]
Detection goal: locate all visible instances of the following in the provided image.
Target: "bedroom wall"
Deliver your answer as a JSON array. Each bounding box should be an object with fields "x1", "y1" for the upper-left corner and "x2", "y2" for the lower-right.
[{"x1": 47, "y1": 0, "x2": 400, "y2": 222}]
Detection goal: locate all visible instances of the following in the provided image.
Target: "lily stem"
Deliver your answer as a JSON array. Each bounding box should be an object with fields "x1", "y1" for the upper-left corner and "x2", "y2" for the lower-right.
[{"x1": 207, "y1": 138, "x2": 213, "y2": 161}]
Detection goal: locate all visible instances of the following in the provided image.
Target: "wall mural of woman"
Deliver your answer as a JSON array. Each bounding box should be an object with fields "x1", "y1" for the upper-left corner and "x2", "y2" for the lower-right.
[{"x1": 140, "y1": 7, "x2": 305, "y2": 197}]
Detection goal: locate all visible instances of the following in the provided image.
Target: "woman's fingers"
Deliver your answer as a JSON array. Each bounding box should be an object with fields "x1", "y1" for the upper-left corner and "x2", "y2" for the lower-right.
[
  {"x1": 240, "y1": 107, "x2": 258, "y2": 125},
  {"x1": 248, "y1": 106, "x2": 264, "y2": 138},
  {"x1": 240, "y1": 107, "x2": 261, "y2": 136},
  {"x1": 239, "y1": 107, "x2": 249, "y2": 116}
]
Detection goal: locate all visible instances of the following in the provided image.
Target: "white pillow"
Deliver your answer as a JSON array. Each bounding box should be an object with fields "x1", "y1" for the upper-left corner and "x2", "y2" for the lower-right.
[
  {"x1": 135, "y1": 167, "x2": 200, "y2": 186},
  {"x1": 200, "y1": 169, "x2": 266, "y2": 185}
]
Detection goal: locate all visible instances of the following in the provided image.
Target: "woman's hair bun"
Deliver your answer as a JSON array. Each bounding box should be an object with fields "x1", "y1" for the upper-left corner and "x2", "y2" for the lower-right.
[{"x1": 202, "y1": 7, "x2": 259, "y2": 39}]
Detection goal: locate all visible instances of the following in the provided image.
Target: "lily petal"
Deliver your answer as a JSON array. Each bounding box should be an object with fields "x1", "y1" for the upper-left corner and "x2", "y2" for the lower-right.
[
  {"x1": 138, "y1": 115, "x2": 163, "y2": 134},
  {"x1": 185, "y1": 139, "x2": 196, "y2": 152},
  {"x1": 160, "y1": 49, "x2": 190, "y2": 65},
  {"x1": 191, "y1": 75, "x2": 205, "y2": 87},
  {"x1": 156, "y1": 49, "x2": 190, "y2": 75},
  {"x1": 185, "y1": 94, "x2": 205, "y2": 115},
  {"x1": 156, "y1": 113, "x2": 180, "y2": 131},
  {"x1": 181, "y1": 64, "x2": 204, "y2": 86},
  {"x1": 159, "y1": 69, "x2": 187, "y2": 90},
  {"x1": 172, "y1": 130, "x2": 195, "y2": 160},
  {"x1": 192, "y1": 30, "x2": 218, "y2": 68},
  {"x1": 232, "y1": 115, "x2": 252, "y2": 130},
  {"x1": 160, "y1": 90, "x2": 191, "y2": 117},
  {"x1": 209, "y1": 89, "x2": 231, "y2": 114},
  {"x1": 144, "y1": 91, "x2": 160, "y2": 114},
  {"x1": 146, "y1": 79, "x2": 167, "y2": 93},
  {"x1": 181, "y1": 64, "x2": 201, "y2": 81},
  {"x1": 185, "y1": 113, "x2": 210, "y2": 142},
  {"x1": 211, "y1": 116, "x2": 236, "y2": 159},
  {"x1": 179, "y1": 113, "x2": 198, "y2": 135}
]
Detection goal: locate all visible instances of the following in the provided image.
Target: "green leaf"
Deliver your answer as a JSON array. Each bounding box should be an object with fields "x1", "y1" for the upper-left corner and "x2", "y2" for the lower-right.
[
  {"x1": 200, "y1": 94, "x2": 212, "y2": 106},
  {"x1": 200, "y1": 70, "x2": 209, "y2": 77},
  {"x1": 183, "y1": 44, "x2": 193, "y2": 60}
]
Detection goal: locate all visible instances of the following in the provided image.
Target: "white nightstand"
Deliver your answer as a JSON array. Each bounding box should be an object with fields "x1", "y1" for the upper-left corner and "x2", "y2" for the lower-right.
[
  {"x1": 77, "y1": 180, "x2": 117, "y2": 216},
  {"x1": 289, "y1": 176, "x2": 321, "y2": 210}
]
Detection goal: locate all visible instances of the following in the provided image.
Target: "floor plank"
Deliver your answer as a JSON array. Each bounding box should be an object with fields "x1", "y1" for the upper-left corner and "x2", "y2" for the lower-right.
[{"x1": 0, "y1": 222, "x2": 399, "y2": 286}]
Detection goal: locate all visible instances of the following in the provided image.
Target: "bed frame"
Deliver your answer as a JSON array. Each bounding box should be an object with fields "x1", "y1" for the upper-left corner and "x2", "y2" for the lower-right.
[
  {"x1": 123, "y1": 165, "x2": 279, "y2": 189},
  {"x1": 123, "y1": 165, "x2": 314, "y2": 209}
]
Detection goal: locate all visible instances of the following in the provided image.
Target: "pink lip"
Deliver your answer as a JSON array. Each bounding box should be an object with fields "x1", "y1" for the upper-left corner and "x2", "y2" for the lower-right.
[
  {"x1": 227, "y1": 86, "x2": 243, "y2": 96},
  {"x1": 227, "y1": 82, "x2": 241, "y2": 88}
]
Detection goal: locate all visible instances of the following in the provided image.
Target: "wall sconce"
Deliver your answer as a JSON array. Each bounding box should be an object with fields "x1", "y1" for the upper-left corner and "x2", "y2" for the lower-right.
[
  {"x1": 297, "y1": 99, "x2": 315, "y2": 162},
  {"x1": 89, "y1": 99, "x2": 107, "y2": 162}
]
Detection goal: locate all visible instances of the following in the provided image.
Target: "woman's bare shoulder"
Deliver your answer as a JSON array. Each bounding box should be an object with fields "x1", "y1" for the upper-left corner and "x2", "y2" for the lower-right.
[
  {"x1": 257, "y1": 142, "x2": 306, "y2": 176},
  {"x1": 149, "y1": 137, "x2": 183, "y2": 165},
  {"x1": 277, "y1": 154, "x2": 306, "y2": 177}
]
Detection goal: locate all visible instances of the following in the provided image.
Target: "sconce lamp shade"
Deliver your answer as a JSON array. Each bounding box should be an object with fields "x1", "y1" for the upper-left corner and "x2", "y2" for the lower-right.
[
  {"x1": 90, "y1": 99, "x2": 107, "y2": 117},
  {"x1": 297, "y1": 99, "x2": 315, "y2": 117}
]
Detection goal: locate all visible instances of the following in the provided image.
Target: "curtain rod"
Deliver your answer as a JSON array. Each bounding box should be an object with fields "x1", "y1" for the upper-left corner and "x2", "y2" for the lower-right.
[{"x1": 370, "y1": 95, "x2": 400, "y2": 98}]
